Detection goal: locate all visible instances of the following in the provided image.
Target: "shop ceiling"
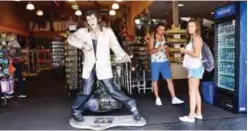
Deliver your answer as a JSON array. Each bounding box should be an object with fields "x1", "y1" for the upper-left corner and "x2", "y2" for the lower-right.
[
  {"x1": 148, "y1": 1, "x2": 230, "y2": 19},
  {"x1": 12, "y1": 1, "x2": 128, "y2": 21},
  {"x1": 12, "y1": 1, "x2": 231, "y2": 21}
]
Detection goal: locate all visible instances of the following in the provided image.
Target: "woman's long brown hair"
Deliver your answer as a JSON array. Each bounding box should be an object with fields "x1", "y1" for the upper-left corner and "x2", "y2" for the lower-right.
[{"x1": 186, "y1": 18, "x2": 201, "y2": 38}]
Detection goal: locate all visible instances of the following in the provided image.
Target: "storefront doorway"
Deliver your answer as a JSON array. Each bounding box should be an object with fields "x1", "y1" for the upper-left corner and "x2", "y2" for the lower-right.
[{"x1": 0, "y1": 1, "x2": 246, "y2": 130}]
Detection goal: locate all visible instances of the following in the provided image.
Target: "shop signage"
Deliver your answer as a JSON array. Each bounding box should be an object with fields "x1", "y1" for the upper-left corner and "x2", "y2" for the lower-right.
[
  {"x1": 69, "y1": 25, "x2": 76, "y2": 31},
  {"x1": 214, "y1": 4, "x2": 236, "y2": 20}
]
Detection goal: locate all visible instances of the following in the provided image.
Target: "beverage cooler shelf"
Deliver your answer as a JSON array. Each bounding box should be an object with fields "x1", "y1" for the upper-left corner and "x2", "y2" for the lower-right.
[
  {"x1": 219, "y1": 47, "x2": 235, "y2": 49},
  {"x1": 218, "y1": 32, "x2": 235, "y2": 36},
  {"x1": 218, "y1": 60, "x2": 235, "y2": 63},
  {"x1": 218, "y1": 75, "x2": 235, "y2": 90},
  {"x1": 219, "y1": 68, "x2": 235, "y2": 75},
  {"x1": 219, "y1": 72, "x2": 235, "y2": 77},
  {"x1": 218, "y1": 84, "x2": 235, "y2": 91}
]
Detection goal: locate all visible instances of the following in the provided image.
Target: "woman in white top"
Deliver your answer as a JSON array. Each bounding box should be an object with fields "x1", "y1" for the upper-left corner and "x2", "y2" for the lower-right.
[{"x1": 179, "y1": 19, "x2": 204, "y2": 123}]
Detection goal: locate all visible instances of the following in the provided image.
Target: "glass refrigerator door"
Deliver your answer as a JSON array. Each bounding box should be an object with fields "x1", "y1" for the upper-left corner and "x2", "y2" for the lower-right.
[{"x1": 216, "y1": 19, "x2": 236, "y2": 91}]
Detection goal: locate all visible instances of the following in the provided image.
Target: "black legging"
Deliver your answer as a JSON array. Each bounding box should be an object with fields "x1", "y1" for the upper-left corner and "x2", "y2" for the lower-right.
[{"x1": 14, "y1": 63, "x2": 26, "y2": 95}]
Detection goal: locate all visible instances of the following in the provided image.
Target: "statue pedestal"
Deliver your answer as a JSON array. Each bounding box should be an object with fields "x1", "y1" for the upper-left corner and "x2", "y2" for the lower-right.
[{"x1": 69, "y1": 115, "x2": 146, "y2": 130}]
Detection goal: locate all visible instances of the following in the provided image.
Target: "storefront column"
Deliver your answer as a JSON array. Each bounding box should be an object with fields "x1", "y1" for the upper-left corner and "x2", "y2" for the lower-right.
[
  {"x1": 170, "y1": 1, "x2": 188, "y2": 79},
  {"x1": 172, "y1": 1, "x2": 179, "y2": 25}
]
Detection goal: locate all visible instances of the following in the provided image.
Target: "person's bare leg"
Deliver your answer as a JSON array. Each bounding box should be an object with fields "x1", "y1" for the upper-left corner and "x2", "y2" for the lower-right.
[
  {"x1": 179, "y1": 78, "x2": 197, "y2": 122},
  {"x1": 166, "y1": 79, "x2": 184, "y2": 104},
  {"x1": 188, "y1": 78, "x2": 197, "y2": 118},
  {"x1": 153, "y1": 81, "x2": 162, "y2": 106},
  {"x1": 152, "y1": 81, "x2": 159, "y2": 98},
  {"x1": 195, "y1": 80, "x2": 202, "y2": 115},
  {"x1": 166, "y1": 79, "x2": 176, "y2": 98}
]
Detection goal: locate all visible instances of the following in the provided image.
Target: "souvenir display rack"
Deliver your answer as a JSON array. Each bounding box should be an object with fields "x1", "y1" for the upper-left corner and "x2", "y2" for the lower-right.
[
  {"x1": 64, "y1": 40, "x2": 83, "y2": 92},
  {"x1": 51, "y1": 41, "x2": 65, "y2": 68},
  {"x1": 21, "y1": 49, "x2": 38, "y2": 77},
  {"x1": 166, "y1": 24, "x2": 187, "y2": 64},
  {"x1": 0, "y1": 32, "x2": 9, "y2": 77},
  {"x1": 0, "y1": 32, "x2": 9, "y2": 106},
  {"x1": 166, "y1": 24, "x2": 188, "y2": 79},
  {"x1": 123, "y1": 39, "x2": 152, "y2": 93},
  {"x1": 123, "y1": 37, "x2": 150, "y2": 72},
  {"x1": 37, "y1": 49, "x2": 52, "y2": 71}
]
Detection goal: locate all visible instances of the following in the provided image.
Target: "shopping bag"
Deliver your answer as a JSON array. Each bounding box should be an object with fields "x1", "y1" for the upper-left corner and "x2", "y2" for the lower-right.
[
  {"x1": 0, "y1": 80, "x2": 9, "y2": 93},
  {"x1": 7, "y1": 79, "x2": 14, "y2": 94}
]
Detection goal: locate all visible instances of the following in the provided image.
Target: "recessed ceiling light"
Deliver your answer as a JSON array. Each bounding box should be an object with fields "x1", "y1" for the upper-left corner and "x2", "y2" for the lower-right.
[
  {"x1": 26, "y1": 2, "x2": 35, "y2": 10},
  {"x1": 112, "y1": 3, "x2": 119, "y2": 10},
  {"x1": 211, "y1": 12, "x2": 214, "y2": 15},
  {"x1": 135, "y1": 19, "x2": 141, "y2": 25},
  {"x1": 13, "y1": 0, "x2": 21, "y2": 1},
  {"x1": 109, "y1": 10, "x2": 116, "y2": 16},
  {"x1": 178, "y1": 4, "x2": 184, "y2": 7},
  {"x1": 36, "y1": 9, "x2": 44, "y2": 16},
  {"x1": 75, "y1": 10, "x2": 82, "y2": 16}
]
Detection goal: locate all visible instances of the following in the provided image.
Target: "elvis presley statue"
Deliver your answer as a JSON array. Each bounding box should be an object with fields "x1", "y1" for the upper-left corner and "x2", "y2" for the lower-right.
[{"x1": 67, "y1": 10, "x2": 141, "y2": 122}]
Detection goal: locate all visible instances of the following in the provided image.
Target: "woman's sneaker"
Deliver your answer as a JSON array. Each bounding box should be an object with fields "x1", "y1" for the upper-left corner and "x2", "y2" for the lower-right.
[
  {"x1": 179, "y1": 116, "x2": 195, "y2": 123},
  {"x1": 172, "y1": 97, "x2": 184, "y2": 104},
  {"x1": 194, "y1": 113, "x2": 203, "y2": 120}
]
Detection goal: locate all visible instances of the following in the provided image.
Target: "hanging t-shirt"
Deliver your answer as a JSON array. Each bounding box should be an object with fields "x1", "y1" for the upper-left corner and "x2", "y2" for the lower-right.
[
  {"x1": 8, "y1": 40, "x2": 21, "y2": 48},
  {"x1": 8, "y1": 40, "x2": 21, "y2": 57},
  {"x1": 7, "y1": 40, "x2": 22, "y2": 64}
]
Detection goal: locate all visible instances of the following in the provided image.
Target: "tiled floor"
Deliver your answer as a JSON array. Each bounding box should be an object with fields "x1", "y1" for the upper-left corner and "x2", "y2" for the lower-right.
[{"x1": 0, "y1": 70, "x2": 246, "y2": 130}]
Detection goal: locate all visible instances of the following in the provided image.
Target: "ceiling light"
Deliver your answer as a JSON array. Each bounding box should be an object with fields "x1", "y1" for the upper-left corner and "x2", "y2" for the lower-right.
[
  {"x1": 36, "y1": 9, "x2": 43, "y2": 16},
  {"x1": 75, "y1": 10, "x2": 82, "y2": 16},
  {"x1": 68, "y1": 0, "x2": 76, "y2": 2},
  {"x1": 26, "y1": 2, "x2": 35, "y2": 10},
  {"x1": 112, "y1": 3, "x2": 119, "y2": 10},
  {"x1": 178, "y1": 4, "x2": 184, "y2": 7},
  {"x1": 180, "y1": 17, "x2": 191, "y2": 22},
  {"x1": 135, "y1": 19, "x2": 141, "y2": 25},
  {"x1": 13, "y1": 0, "x2": 21, "y2": 1},
  {"x1": 109, "y1": 10, "x2": 116, "y2": 16},
  {"x1": 211, "y1": 12, "x2": 214, "y2": 15},
  {"x1": 115, "y1": 0, "x2": 123, "y2": 2}
]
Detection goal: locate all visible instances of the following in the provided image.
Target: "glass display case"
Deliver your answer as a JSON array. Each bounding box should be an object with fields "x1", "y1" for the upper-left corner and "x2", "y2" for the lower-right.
[{"x1": 216, "y1": 20, "x2": 236, "y2": 91}]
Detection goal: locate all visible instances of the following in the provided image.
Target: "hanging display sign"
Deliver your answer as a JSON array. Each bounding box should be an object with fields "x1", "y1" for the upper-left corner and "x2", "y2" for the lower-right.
[{"x1": 214, "y1": 4, "x2": 236, "y2": 20}]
